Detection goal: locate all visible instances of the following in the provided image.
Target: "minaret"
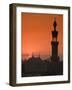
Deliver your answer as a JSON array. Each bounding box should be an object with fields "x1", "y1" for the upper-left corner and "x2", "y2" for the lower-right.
[{"x1": 51, "y1": 17, "x2": 59, "y2": 62}]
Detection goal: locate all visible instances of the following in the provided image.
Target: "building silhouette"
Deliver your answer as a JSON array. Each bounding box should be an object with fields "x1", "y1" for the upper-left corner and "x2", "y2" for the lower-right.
[{"x1": 51, "y1": 17, "x2": 59, "y2": 62}]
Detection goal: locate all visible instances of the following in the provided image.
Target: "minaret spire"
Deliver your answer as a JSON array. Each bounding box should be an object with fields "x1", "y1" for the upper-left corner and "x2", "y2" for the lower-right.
[
  {"x1": 51, "y1": 17, "x2": 59, "y2": 62},
  {"x1": 53, "y1": 17, "x2": 57, "y2": 31}
]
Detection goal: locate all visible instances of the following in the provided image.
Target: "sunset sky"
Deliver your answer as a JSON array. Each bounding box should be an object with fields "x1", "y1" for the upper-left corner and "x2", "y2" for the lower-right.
[{"x1": 21, "y1": 13, "x2": 63, "y2": 60}]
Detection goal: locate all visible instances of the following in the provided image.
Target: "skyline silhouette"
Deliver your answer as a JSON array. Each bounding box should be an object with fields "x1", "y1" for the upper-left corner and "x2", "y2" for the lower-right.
[{"x1": 22, "y1": 54, "x2": 63, "y2": 77}]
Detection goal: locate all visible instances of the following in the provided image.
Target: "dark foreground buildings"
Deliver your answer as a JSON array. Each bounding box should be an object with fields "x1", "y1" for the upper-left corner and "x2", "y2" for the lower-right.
[{"x1": 22, "y1": 18, "x2": 63, "y2": 77}]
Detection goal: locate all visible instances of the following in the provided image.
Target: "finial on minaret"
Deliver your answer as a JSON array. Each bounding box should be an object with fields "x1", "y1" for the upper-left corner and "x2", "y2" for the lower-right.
[{"x1": 53, "y1": 17, "x2": 57, "y2": 31}]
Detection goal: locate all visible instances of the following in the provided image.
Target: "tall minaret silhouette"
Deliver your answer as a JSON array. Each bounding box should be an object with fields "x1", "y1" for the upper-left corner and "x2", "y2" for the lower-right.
[{"x1": 51, "y1": 17, "x2": 59, "y2": 62}]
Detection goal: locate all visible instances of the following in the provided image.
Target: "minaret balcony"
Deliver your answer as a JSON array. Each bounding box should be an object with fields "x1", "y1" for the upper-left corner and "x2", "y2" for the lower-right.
[{"x1": 52, "y1": 31, "x2": 58, "y2": 38}]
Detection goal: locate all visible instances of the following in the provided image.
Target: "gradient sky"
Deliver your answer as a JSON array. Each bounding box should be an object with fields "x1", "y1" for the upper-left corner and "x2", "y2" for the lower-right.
[{"x1": 21, "y1": 13, "x2": 63, "y2": 60}]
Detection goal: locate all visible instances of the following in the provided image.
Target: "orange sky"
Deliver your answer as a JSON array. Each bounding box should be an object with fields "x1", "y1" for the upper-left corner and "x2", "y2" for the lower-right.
[{"x1": 21, "y1": 13, "x2": 63, "y2": 60}]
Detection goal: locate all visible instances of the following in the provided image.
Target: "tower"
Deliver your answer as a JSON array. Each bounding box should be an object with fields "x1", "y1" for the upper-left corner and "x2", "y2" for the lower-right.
[{"x1": 51, "y1": 17, "x2": 59, "y2": 62}]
